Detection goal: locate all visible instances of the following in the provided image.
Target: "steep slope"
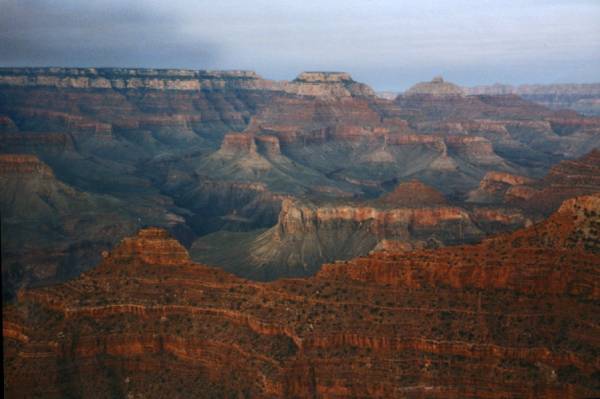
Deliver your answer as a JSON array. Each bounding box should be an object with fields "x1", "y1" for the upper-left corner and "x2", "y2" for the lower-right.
[
  {"x1": 0, "y1": 154, "x2": 188, "y2": 300},
  {"x1": 4, "y1": 195, "x2": 599, "y2": 398}
]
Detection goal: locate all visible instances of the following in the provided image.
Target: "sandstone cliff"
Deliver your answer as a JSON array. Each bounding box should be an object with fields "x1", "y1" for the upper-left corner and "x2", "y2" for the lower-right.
[{"x1": 4, "y1": 198, "x2": 599, "y2": 398}]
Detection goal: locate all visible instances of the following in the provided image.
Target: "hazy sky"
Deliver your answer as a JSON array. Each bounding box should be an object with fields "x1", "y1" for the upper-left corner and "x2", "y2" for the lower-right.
[{"x1": 1, "y1": 0, "x2": 599, "y2": 90}]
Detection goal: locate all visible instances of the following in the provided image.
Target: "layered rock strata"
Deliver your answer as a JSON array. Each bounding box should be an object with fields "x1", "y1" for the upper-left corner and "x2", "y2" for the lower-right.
[{"x1": 4, "y1": 197, "x2": 599, "y2": 398}]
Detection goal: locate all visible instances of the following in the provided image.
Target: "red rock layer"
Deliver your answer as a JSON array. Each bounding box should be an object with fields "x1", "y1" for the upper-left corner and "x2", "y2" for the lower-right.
[
  {"x1": 4, "y1": 196, "x2": 599, "y2": 398},
  {"x1": 378, "y1": 180, "x2": 447, "y2": 207},
  {"x1": 0, "y1": 153, "x2": 54, "y2": 176},
  {"x1": 506, "y1": 149, "x2": 600, "y2": 215}
]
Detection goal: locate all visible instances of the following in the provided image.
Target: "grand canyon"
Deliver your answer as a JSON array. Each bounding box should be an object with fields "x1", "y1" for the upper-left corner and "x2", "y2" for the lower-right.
[
  {"x1": 1, "y1": 65, "x2": 599, "y2": 398},
  {"x1": 2, "y1": 2, "x2": 600, "y2": 397}
]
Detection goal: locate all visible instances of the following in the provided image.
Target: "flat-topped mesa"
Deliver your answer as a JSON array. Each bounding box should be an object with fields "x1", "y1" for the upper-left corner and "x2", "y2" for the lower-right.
[
  {"x1": 106, "y1": 227, "x2": 191, "y2": 266},
  {"x1": 275, "y1": 198, "x2": 480, "y2": 239},
  {"x1": 378, "y1": 180, "x2": 447, "y2": 207},
  {"x1": 0, "y1": 154, "x2": 54, "y2": 177},
  {"x1": 0, "y1": 67, "x2": 272, "y2": 91},
  {"x1": 294, "y1": 72, "x2": 354, "y2": 83},
  {"x1": 405, "y1": 76, "x2": 465, "y2": 97},
  {"x1": 286, "y1": 71, "x2": 376, "y2": 97}
]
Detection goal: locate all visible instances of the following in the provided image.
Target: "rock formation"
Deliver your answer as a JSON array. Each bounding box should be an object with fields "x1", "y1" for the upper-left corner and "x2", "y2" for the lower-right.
[
  {"x1": 191, "y1": 190, "x2": 531, "y2": 280},
  {"x1": 405, "y1": 76, "x2": 465, "y2": 97},
  {"x1": 377, "y1": 180, "x2": 447, "y2": 207},
  {"x1": 4, "y1": 195, "x2": 599, "y2": 397},
  {"x1": 468, "y1": 171, "x2": 534, "y2": 203},
  {"x1": 1, "y1": 67, "x2": 599, "y2": 294},
  {"x1": 468, "y1": 149, "x2": 600, "y2": 216}
]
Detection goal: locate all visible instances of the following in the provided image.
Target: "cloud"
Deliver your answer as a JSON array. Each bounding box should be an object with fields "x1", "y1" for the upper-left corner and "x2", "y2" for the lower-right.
[
  {"x1": 0, "y1": 0, "x2": 598, "y2": 89},
  {"x1": 0, "y1": 0, "x2": 218, "y2": 67}
]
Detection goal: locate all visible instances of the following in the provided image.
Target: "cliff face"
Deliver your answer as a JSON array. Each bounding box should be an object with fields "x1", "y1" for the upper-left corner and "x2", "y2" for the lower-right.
[
  {"x1": 191, "y1": 188, "x2": 531, "y2": 280},
  {"x1": 4, "y1": 199, "x2": 600, "y2": 398}
]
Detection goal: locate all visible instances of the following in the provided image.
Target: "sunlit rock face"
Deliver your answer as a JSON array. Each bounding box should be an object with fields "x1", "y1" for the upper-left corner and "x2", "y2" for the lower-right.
[{"x1": 4, "y1": 196, "x2": 599, "y2": 398}]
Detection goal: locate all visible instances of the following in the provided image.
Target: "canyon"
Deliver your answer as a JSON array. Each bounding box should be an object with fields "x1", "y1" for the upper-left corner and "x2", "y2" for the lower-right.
[
  {"x1": 2, "y1": 68, "x2": 599, "y2": 295},
  {"x1": 1, "y1": 66, "x2": 599, "y2": 398},
  {"x1": 3, "y1": 194, "x2": 599, "y2": 398}
]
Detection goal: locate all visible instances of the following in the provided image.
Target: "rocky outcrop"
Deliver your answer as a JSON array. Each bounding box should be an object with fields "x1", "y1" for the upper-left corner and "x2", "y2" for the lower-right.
[
  {"x1": 2, "y1": 66, "x2": 599, "y2": 306},
  {"x1": 0, "y1": 153, "x2": 54, "y2": 176},
  {"x1": 468, "y1": 171, "x2": 534, "y2": 203},
  {"x1": 108, "y1": 228, "x2": 191, "y2": 266},
  {"x1": 285, "y1": 72, "x2": 376, "y2": 97},
  {"x1": 218, "y1": 133, "x2": 258, "y2": 155},
  {"x1": 377, "y1": 180, "x2": 447, "y2": 206},
  {"x1": 255, "y1": 135, "x2": 282, "y2": 156},
  {"x1": 405, "y1": 76, "x2": 465, "y2": 97},
  {"x1": 192, "y1": 194, "x2": 531, "y2": 280},
  {"x1": 5, "y1": 202, "x2": 600, "y2": 398}
]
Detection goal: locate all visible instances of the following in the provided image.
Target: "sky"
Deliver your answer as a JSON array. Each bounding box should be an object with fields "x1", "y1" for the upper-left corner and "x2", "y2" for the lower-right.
[{"x1": 1, "y1": 0, "x2": 599, "y2": 90}]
